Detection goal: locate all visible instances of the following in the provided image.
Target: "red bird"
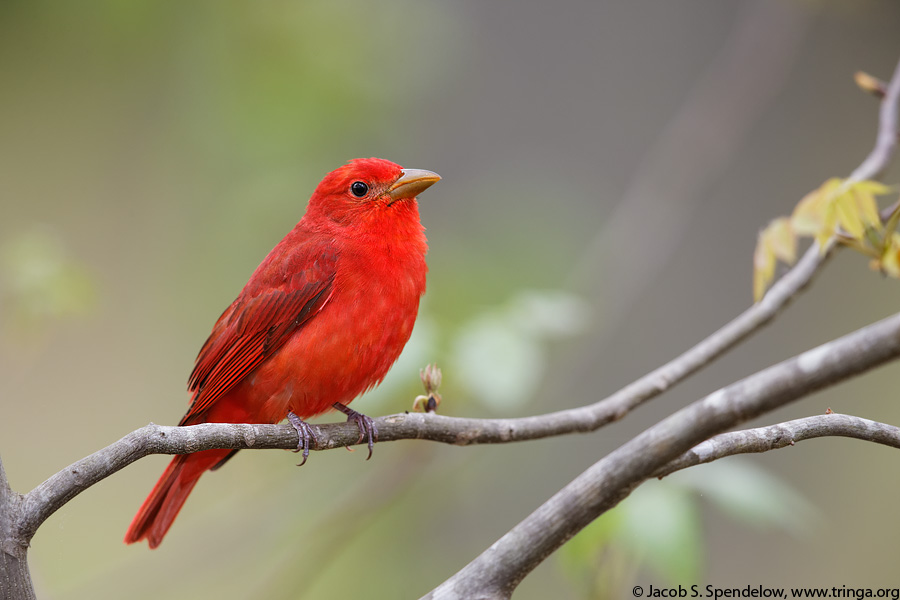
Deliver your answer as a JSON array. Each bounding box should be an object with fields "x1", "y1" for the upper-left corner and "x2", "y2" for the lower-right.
[{"x1": 125, "y1": 158, "x2": 440, "y2": 548}]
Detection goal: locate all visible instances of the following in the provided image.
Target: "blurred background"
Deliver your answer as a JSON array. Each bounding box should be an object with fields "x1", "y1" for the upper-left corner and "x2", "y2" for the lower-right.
[{"x1": 2, "y1": 0, "x2": 900, "y2": 598}]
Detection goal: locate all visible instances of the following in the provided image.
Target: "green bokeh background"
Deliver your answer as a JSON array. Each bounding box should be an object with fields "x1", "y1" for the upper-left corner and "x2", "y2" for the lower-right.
[{"x1": 2, "y1": 1, "x2": 900, "y2": 598}]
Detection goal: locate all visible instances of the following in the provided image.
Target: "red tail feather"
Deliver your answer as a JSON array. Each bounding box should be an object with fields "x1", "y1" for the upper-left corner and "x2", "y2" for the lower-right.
[{"x1": 124, "y1": 449, "x2": 231, "y2": 548}]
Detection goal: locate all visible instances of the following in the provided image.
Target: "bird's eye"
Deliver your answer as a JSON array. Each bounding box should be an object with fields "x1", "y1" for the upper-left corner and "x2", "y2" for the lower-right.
[{"x1": 350, "y1": 181, "x2": 369, "y2": 198}]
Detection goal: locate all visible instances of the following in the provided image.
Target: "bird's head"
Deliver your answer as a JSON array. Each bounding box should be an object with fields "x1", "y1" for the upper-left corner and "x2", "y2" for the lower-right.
[{"x1": 308, "y1": 157, "x2": 441, "y2": 225}]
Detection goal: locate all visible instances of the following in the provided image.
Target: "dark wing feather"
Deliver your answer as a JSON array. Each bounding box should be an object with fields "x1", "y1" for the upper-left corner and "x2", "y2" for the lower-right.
[{"x1": 180, "y1": 244, "x2": 337, "y2": 425}]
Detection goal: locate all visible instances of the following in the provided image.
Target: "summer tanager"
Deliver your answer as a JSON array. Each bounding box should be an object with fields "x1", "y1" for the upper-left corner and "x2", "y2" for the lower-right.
[{"x1": 124, "y1": 158, "x2": 440, "y2": 548}]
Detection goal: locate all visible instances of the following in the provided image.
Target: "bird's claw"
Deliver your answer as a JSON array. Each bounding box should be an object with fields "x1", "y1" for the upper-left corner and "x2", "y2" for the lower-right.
[
  {"x1": 332, "y1": 402, "x2": 378, "y2": 460},
  {"x1": 287, "y1": 411, "x2": 318, "y2": 466}
]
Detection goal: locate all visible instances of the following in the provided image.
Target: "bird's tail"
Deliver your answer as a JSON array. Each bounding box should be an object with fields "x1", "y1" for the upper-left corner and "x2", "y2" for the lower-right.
[{"x1": 124, "y1": 449, "x2": 231, "y2": 548}]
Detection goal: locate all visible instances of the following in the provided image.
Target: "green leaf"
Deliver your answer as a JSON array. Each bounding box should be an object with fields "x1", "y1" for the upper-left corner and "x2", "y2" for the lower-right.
[
  {"x1": 559, "y1": 508, "x2": 635, "y2": 599},
  {"x1": 795, "y1": 178, "x2": 842, "y2": 231},
  {"x1": 849, "y1": 184, "x2": 882, "y2": 230},
  {"x1": 617, "y1": 482, "x2": 702, "y2": 584},
  {"x1": 451, "y1": 289, "x2": 590, "y2": 409},
  {"x1": 874, "y1": 233, "x2": 900, "y2": 278},
  {"x1": 0, "y1": 227, "x2": 96, "y2": 335},
  {"x1": 766, "y1": 217, "x2": 797, "y2": 264},
  {"x1": 558, "y1": 506, "x2": 625, "y2": 576},
  {"x1": 451, "y1": 312, "x2": 544, "y2": 409},
  {"x1": 752, "y1": 229, "x2": 776, "y2": 303},
  {"x1": 668, "y1": 459, "x2": 818, "y2": 535},
  {"x1": 850, "y1": 180, "x2": 893, "y2": 197},
  {"x1": 753, "y1": 218, "x2": 796, "y2": 302},
  {"x1": 791, "y1": 183, "x2": 830, "y2": 236},
  {"x1": 509, "y1": 289, "x2": 591, "y2": 338},
  {"x1": 882, "y1": 199, "x2": 900, "y2": 237},
  {"x1": 834, "y1": 187, "x2": 866, "y2": 240},
  {"x1": 559, "y1": 483, "x2": 703, "y2": 594}
]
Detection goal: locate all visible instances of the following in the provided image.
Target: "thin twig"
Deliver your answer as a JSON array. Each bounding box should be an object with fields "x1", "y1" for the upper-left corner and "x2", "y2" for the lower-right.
[
  {"x1": 14, "y1": 53, "x2": 900, "y2": 550},
  {"x1": 850, "y1": 58, "x2": 900, "y2": 183},
  {"x1": 3, "y1": 45, "x2": 899, "y2": 600},
  {"x1": 424, "y1": 310, "x2": 900, "y2": 599},
  {"x1": 10, "y1": 195, "x2": 835, "y2": 543},
  {"x1": 555, "y1": 0, "x2": 811, "y2": 401},
  {"x1": 9, "y1": 224, "x2": 828, "y2": 542},
  {"x1": 422, "y1": 55, "x2": 900, "y2": 599},
  {"x1": 655, "y1": 412, "x2": 900, "y2": 478}
]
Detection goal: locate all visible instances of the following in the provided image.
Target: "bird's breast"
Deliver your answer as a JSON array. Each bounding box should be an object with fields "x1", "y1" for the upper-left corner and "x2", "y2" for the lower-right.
[{"x1": 246, "y1": 231, "x2": 427, "y2": 421}]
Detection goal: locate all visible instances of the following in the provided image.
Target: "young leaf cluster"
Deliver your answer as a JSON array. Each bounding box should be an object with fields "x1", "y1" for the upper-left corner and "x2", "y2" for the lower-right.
[{"x1": 754, "y1": 178, "x2": 897, "y2": 301}]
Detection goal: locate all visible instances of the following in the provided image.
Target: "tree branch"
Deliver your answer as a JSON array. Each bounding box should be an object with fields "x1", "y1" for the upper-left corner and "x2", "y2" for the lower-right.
[
  {"x1": 5, "y1": 222, "x2": 825, "y2": 540},
  {"x1": 422, "y1": 55, "x2": 900, "y2": 600},
  {"x1": 655, "y1": 412, "x2": 900, "y2": 479},
  {"x1": 851, "y1": 58, "x2": 900, "y2": 183},
  {"x1": 11, "y1": 48, "x2": 900, "y2": 556},
  {"x1": 10, "y1": 198, "x2": 838, "y2": 545},
  {"x1": 0, "y1": 457, "x2": 33, "y2": 600},
  {"x1": 552, "y1": 0, "x2": 812, "y2": 414},
  {"x1": 423, "y1": 309, "x2": 900, "y2": 599},
  {"x1": 2, "y1": 46, "x2": 898, "y2": 600},
  {"x1": 14, "y1": 310, "x2": 900, "y2": 563}
]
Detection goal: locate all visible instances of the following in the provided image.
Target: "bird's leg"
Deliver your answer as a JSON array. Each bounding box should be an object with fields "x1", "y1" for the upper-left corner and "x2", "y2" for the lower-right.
[
  {"x1": 332, "y1": 402, "x2": 378, "y2": 460},
  {"x1": 287, "y1": 411, "x2": 318, "y2": 466}
]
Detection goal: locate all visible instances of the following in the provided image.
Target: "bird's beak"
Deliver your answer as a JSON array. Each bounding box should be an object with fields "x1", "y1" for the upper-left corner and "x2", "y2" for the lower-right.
[{"x1": 389, "y1": 168, "x2": 441, "y2": 201}]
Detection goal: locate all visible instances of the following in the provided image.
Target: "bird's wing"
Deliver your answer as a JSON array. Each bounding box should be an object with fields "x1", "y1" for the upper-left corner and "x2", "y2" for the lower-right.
[{"x1": 180, "y1": 242, "x2": 337, "y2": 425}]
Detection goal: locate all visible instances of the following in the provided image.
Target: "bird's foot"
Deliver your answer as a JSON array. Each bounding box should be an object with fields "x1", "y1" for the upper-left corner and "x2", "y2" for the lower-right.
[
  {"x1": 332, "y1": 402, "x2": 378, "y2": 460},
  {"x1": 287, "y1": 411, "x2": 318, "y2": 466}
]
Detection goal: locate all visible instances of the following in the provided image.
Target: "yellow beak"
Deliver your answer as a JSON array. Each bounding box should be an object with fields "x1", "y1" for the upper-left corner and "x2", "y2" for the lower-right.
[{"x1": 389, "y1": 168, "x2": 441, "y2": 201}]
